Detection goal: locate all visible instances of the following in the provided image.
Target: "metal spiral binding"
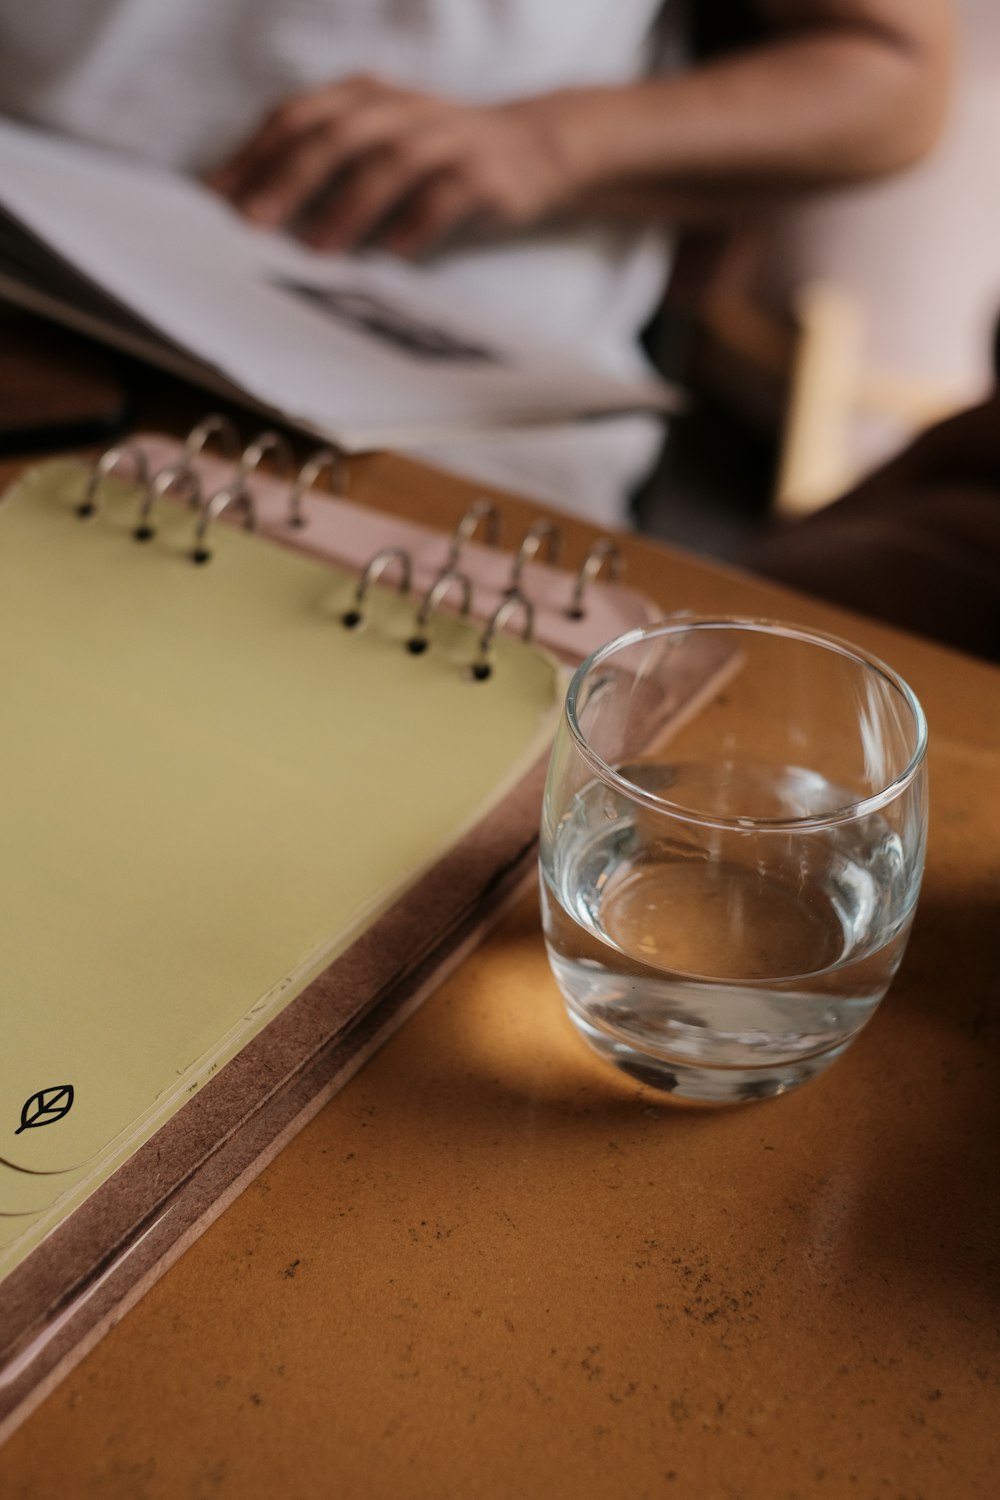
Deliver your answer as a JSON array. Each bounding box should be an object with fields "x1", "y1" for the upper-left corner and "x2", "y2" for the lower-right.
[
  {"x1": 507, "y1": 519, "x2": 560, "y2": 593},
  {"x1": 445, "y1": 498, "x2": 501, "y2": 568},
  {"x1": 566, "y1": 539, "x2": 623, "y2": 620},
  {"x1": 407, "y1": 570, "x2": 473, "y2": 655},
  {"x1": 236, "y1": 430, "x2": 295, "y2": 486},
  {"x1": 342, "y1": 546, "x2": 412, "y2": 628},
  {"x1": 81, "y1": 423, "x2": 543, "y2": 684},
  {"x1": 134, "y1": 465, "x2": 203, "y2": 542},
  {"x1": 77, "y1": 443, "x2": 149, "y2": 519},
  {"x1": 286, "y1": 447, "x2": 344, "y2": 529},
  {"x1": 182, "y1": 413, "x2": 240, "y2": 463},
  {"x1": 472, "y1": 591, "x2": 534, "y2": 681},
  {"x1": 190, "y1": 485, "x2": 258, "y2": 564}
]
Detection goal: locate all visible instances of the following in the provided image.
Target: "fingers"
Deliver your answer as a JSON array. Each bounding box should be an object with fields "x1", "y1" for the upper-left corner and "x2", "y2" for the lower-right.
[
  {"x1": 231, "y1": 112, "x2": 422, "y2": 229},
  {"x1": 301, "y1": 134, "x2": 462, "y2": 251},
  {"x1": 206, "y1": 78, "x2": 570, "y2": 256},
  {"x1": 236, "y1": 123, "x2": 356, "y2": 227},
  {"x1": 376, "y1": 171, "x2": 491, "y2": 259},
  {"x1": 208, "y1": 75, "x2": 429, "y2": 228},
  {"x1": 207, "y1": 79, "x2": 365, "y2": 197}
]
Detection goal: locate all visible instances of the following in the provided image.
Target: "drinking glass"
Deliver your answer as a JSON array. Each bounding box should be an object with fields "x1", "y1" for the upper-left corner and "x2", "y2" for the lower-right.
[{"x1": 539, "y1": 617, "x2": 928, "y2": 1104}]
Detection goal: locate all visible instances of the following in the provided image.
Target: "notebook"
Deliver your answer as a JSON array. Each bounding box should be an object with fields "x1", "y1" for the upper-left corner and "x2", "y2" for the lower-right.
[{"x1": 0, "y1": 420, "x2": 662, "y2": 1438}]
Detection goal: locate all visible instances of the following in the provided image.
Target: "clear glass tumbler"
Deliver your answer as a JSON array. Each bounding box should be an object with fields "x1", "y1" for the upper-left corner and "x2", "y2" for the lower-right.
[{"x1": 540, "y1": 617, "x2": 928, "y2": 1104}]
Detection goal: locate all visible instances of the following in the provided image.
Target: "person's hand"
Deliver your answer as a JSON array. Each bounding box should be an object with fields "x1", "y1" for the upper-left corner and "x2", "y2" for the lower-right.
[{"x1": 206, "y1": 75, "x2": 583, "y2": 257}]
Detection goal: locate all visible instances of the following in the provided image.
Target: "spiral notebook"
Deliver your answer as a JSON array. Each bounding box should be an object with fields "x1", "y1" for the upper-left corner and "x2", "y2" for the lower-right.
[{"x1": 0, "y1": 419, "x2": 678, "y2": 1438}]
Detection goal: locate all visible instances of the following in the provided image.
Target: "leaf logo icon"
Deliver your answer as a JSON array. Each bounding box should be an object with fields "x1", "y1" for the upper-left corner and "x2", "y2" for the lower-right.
[{"x1": 15, "y1": 1085, "x2": 75, "y2": 1134}]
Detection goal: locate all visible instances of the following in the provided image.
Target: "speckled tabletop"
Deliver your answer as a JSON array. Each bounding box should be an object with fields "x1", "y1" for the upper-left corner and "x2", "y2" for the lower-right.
[{"x1": 1, "y1": 412, "x2": 998, "y2": 1500}]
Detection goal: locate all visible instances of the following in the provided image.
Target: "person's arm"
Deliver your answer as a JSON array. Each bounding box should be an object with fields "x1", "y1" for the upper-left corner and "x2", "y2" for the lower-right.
[
  {"x1": 208, "y1": 0, "x2": 954, "y2": 257},
  {"x1": 560, "y1": 0, "x2": 955, "y2": 220}
]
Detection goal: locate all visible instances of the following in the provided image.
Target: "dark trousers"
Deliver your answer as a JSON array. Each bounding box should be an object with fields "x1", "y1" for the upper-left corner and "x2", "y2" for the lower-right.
[{"x1": 750, "y1": 393, "x2": 1000, "y2": 664}]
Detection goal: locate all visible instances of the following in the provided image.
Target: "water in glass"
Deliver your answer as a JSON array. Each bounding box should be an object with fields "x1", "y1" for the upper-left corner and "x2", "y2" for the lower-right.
[{"x1": 541, "y1": 764, "x2": 920, "y2": 1103}]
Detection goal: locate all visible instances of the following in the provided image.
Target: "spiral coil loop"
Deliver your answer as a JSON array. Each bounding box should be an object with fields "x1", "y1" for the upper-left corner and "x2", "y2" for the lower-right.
[
  {"x1": 182, "y1": 413, "x2": 240, "y2": 463},
  {"x1": 286, "y1": 447, "x2": 344, "y2": 529},
  {"x1": 342, "y1": 546, "x2": 412, "y2": 627},
  {"x1": 78, "y1": 444, "x2": 150, "y2": 519},
  {"x1": 566, "y1": 539, "x2": 623, "y2": 619},
  {"x1": 134, "y1": 465, "x2": 203, "y2": 542},
  {"x1": 445, "y1": 498, "x2": 501, "y2": 568},
  {"x1": 508, "y1": 520, "x2": 560, "y2": 593},
  {"x1": 472, "y1": 591, "x2": 534, "y2": 680},
  {"x1": 190, "y1": 485, "x2": 258, "y2": 564},
  {"x1": 236, "y1": 430, "x2": 295, "y2": 486},
  {"x1": 408, "y1": 569, "x2": 473, "y2": 654}
]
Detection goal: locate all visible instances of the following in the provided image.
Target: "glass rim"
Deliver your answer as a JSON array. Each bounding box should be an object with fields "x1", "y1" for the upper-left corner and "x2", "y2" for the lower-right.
[{"x1": 564, "y1": 614, "x2": 929, "y2": 832}]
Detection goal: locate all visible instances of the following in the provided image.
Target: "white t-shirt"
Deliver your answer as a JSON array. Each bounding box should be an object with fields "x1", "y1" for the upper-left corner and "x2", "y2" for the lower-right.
[{"x1": 0, "y1": 0, "x2": 675, "y2": 521}]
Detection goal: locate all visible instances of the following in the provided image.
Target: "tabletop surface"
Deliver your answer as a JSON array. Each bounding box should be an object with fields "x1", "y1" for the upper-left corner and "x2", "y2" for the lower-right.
[{"x1": 1, "y1": 381, "x2": 998, "y2": 1500}]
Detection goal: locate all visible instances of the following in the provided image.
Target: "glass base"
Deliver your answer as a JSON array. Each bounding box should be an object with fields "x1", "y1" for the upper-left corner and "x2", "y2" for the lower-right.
[{"x1": 567, "y1": 1007, "x2": 852, "y2": 1106}]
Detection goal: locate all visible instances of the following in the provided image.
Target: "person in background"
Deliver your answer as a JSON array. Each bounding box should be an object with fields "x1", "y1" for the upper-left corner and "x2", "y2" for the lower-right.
[{"x1": 0, "y1": 1, "x2": 953, "y2": 523}]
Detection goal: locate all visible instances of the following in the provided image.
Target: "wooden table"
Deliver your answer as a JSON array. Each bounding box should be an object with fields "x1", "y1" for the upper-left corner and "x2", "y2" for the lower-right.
[{"x1": 1, "y1": 386, "x2": 998, "y2": 1499}]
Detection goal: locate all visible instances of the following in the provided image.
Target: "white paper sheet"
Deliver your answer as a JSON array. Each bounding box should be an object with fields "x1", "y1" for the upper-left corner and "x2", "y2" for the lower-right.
[{"x1": 0, "y1": 119, "x2": 679, "y2": 451}]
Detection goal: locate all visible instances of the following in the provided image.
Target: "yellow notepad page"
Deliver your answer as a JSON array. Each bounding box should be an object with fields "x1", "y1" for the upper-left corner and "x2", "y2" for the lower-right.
[{"x1": 0, "y1": 461, "x2": 561, "y2": 1273}]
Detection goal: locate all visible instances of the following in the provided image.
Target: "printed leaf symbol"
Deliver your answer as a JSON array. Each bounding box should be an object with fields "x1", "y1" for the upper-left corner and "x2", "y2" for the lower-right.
[{"x1": 15, "y1": 1085, "x2": 75, "y2": 1134}]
